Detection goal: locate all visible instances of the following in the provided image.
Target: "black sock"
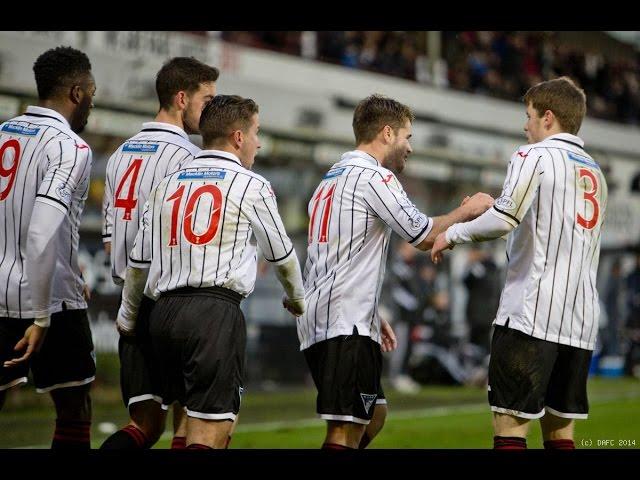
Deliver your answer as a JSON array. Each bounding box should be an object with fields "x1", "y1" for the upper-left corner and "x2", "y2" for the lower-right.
[
  {"x1": 493, "y1": 436, "x2": 527, "y2": 450},
  {"x1": 358, "y1": 433, "x2": 372, "y2": 449},
  {"x1": 51, "y1": 419, "x2": 91, "y2": 450},
  {"x1": 100, "y1": 425, "x2": 149, "y2": 449}
]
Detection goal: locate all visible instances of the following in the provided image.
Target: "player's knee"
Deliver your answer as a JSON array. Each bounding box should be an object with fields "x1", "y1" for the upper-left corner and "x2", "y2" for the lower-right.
[
  {"x1": 367, "y1": 404, "x2": 387, "y2": 439},
  {"x1": 130, "y1": 402, "x2": 166, "y2": 443},
  {"x1": 50, "y1": 385, "x2": 92, "y2": 421}
]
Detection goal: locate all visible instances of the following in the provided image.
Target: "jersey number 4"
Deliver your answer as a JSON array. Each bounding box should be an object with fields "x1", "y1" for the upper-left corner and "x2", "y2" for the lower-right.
[
  {"x1": 114, "y1": 158, "x2": 143, "y2": 221},
  {"x1": 576, "y1": 168, "x2": 600, "y2": 230},
  {"x1": 167, "y1": 184, "x2": 223, "y2": 246},
  {"x1": 0, "y1": 139, "x2": 21, "y2": 201}
]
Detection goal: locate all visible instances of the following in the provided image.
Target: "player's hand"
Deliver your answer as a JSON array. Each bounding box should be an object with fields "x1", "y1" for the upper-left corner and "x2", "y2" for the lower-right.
[
  {"x1": 462, "y1": 192, "x2": 494, "y2": 219},
  {"x1": 3, "y1": 324, "x2": 48, "y2": 368},
  {"x1": 116, "y1": 311, "x2": 136, "y2": 337},
  {"x1": 460, "y1": 195, "x2": 471, "y2": 207},
  {"x1": 82, "y1": 283, "x2": 91, "y2": 302},
  {"x1": 431, "y1": 232, "x2": 454, "y2": 265},
  {"x1": 380, "y1": 317, "x2": 397, "y2": 353},
  {"x1": 283, "y1": 296, "x2": 305, "y2": 317}
]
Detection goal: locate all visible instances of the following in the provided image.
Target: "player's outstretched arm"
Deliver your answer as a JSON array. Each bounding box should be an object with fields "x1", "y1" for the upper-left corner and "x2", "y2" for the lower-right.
[
  {"x1": 431, "y1": 208, "x2": 516, "y2": 264},
  {"x1": 415, "y1": 192, "x2": 494, "y2": 252}
]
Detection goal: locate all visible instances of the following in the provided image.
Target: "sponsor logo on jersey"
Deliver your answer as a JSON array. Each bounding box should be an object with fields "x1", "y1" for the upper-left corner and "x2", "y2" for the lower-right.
[
  {"x1": 123, "y1": 142, "x2": 159, "y2": 154},
  {"x1": 360, "y1": 393, "x2": 377, "y2": 414},
  {"x1": 410, "y1": 213, "x2": 428, "y2": 231},
  {"x1": 568, "y1": 152, "x2": 599, "y2": 170},
  {"x1": 1, "y1": 123, "x2": 40, "y2": 136},
  {"x1": 382, "y1": 173, "x2": 394, "y2": 183},
  {"x1": 323, "y1": 167, "x2": 346, "y2": 179},
  {"x1": 495, "y1": 195, "x2": 517, "y2": 211},
  {"x1": 177, "y1": 169, "x2": 227, "y2": 181},
  {"x1": 55, "y1": 185, "x2": 72, "y2": 203}
]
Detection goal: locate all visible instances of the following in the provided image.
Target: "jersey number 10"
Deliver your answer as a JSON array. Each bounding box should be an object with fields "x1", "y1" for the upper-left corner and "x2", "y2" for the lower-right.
[{"x1": 166, "y1": 184, "x2": 223, "y2": 246}]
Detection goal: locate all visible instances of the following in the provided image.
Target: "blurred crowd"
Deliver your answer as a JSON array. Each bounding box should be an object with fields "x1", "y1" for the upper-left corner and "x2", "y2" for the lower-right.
[{"x1": 214, "y1": 31, "x2": 640, "y2": 126}]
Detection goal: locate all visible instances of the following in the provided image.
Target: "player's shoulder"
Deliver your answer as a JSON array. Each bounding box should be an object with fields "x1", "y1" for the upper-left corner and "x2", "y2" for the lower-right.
[
  {"x1": 511, "y1": 142, "x2": 547, "y2": 162},
  {"x1": 51, "y1": 129, "x2": 91, "y2": 156}
]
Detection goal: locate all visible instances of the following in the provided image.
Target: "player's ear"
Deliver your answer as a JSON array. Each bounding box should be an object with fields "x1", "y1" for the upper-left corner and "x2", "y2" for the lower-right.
[
  {"x1": 382, "y1": 125, "x2": 393, "y2": 143},
  {"x1": 175, "y1": 91, "x2": 188, "y2": 110},
  {"x1": 232, "y1": 129, "x2": 243, "y2": 149},
  {"x1": 70, "y1": 84, "x2": 82, "y2": 105},
  {"x1": 543, "y1": 109, "x2": 555, "y2": 128}
]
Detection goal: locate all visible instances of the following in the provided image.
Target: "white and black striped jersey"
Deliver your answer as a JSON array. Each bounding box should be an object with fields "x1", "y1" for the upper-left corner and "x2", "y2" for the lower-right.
[
  {"x1": 129, "y1": 149, "x2": 294, "y2": 299},
  {"x1": 0, "y1": 106, "x2": 92, "y2": 318},
  {"x1": 102, "y1": 122, "x2": 199, "y2": 285},
  {"x1": 298, "y1": 150, "x2": 433, "y2": 350},
  {"x1": 489, "y1": 133, "x2": 608, "y2": 350}
]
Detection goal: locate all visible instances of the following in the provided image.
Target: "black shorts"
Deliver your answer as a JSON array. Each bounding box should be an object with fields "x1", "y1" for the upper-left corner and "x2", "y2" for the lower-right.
[
  {"x1": 488, "y1": 325, "x2": 592, "y2": 419},
  {"x1": 304, "y1": 327, "x2": 386, "y2": 425},
  {"x1": 0, "y1": 309, "x2": 95, "y2": 393},
  {"x1": 149, "y1": 286, "x2": 246, "y2": 421},
  {"x1": 118, "y1": 295, "x2": 164, "y2": 409}
]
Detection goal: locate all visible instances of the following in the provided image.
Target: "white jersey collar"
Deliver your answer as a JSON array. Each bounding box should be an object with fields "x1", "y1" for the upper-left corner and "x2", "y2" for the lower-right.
[
  {"x1": 545, "y1": 132, "x2": 584, "y2": 148},
  {"x1": 140, "y1": 122, "x2": 189, "y2": 141},
  {"x1": 195, "y1": 149, "x2": 243, "y2": 166},
  {"x1": 342, "y1": 150, "x2": 380, "y2": 166},
  {"x1": 25, "y1": 106, "x2": 70, "y2": 129}
]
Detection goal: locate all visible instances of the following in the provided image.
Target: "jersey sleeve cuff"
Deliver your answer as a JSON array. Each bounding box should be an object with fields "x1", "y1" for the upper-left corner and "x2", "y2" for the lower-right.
[
  {"x1": 264, "y1": 246, "x2": 294, "y2": 266},
  {"x1": 102, "y1": 234, "x2": 112, "y2": 243},
  {"x1": 128, "y1": 257, "x2": 151, "y2": 269},
  {"x1": 409, "y1": 217, "x2": 433, "y2": 246},
  {"x1": 35, "y1": 194, "x2": 69, "y2": 214},
  {"x1": 489, "y1": 206, "x2": 520, "y2": 228}
]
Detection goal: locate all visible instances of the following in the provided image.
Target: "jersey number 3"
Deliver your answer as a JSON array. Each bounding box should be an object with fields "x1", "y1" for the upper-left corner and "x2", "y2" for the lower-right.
[
  {"x1": 576, "y1": 168, "x2": 600, "y2": 230},
  {"x1": 167, "y1": 184, "x2": 223, "y2": 246}
]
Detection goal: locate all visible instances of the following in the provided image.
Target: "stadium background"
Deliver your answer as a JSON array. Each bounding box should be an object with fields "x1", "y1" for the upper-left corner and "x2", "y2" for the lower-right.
[{"x1": 0, "y1": 30, "x2": 638, "y2": 448}]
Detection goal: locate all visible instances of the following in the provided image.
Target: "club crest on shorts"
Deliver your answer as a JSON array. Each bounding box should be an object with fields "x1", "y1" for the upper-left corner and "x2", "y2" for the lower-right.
[
  {"x1": 238, "y1": 386, "x2": 244, "y2": 404},
  {"x1": 360, "y1": 393, "x2": 377, "y2": 414}
]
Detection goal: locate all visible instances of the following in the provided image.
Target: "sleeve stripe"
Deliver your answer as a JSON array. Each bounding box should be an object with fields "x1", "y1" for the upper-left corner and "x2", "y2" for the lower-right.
[
  {"x1": 368, "y1": 184, "x2": 412, "y2": 237},
  {"x1": 35, "y1": 194, "x2": 69, "y2": 211},
  {"x1": 264, "y1": 246, "x2": 294, "y2": 263},
  {"x1": 252, "y1": 205, "x2": 276, "y2": 259},
  {"x1": 492, "y1": 206, "x2": 520, "y2": 225},
  {"x1": 102, "y1": 234, "x2": 111, "y2": 239}
]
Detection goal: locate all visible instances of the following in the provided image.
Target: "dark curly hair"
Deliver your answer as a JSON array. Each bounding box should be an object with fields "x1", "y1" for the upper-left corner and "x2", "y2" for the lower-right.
[{"x1": 33, "y1": 46, "x2": 92, "y2": 100}]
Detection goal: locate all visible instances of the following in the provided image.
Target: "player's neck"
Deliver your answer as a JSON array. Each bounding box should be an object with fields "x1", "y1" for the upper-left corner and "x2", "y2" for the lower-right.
[
  {"x1": 154, "y1": 109, "x2": 184, "y2": 131},
  {"x1": 539, "y1": 126, "x2": 568, "y2": 142},
  {"x1": 37, "y1": 100, "x2": 73, "y2": 124},
  {"x1": 355, "y1": 143, "x2": 384, "y2": 165}
]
